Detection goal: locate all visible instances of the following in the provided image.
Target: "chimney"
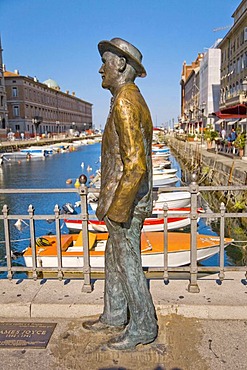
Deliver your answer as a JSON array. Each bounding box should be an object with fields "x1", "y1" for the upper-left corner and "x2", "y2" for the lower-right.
[
  {"x1": 72, "y1": 92, "x2": 75, "y2": 96},
  {"x1": 66, "y1": 90, "x2": 69, "y2": 94},
  {"x1": 14, "y1": 69, "x2": 20, "y2": 75}
]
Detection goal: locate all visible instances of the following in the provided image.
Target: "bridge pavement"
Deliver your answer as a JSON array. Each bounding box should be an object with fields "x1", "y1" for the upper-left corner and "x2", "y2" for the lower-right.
[{"x1": 0, "y1": 272, "x2": 246, "y2": 369}]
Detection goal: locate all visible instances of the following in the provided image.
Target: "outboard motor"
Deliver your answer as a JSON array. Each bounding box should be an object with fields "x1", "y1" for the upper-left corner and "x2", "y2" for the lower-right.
[{"x1": 61, "y1": 202, "x2": 78, "y2": 215}]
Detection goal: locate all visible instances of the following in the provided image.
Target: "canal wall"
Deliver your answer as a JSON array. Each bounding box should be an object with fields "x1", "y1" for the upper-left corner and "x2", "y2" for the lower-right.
[
  {"x1": 0, "y1": 134, "x2": 102, "y2": 153},
  {"x1": 166, "y1": 136, "x2": 247, "y2": 234},
  {"x1": 167, "y1": 136, "x2": 247, "y2": 187}
]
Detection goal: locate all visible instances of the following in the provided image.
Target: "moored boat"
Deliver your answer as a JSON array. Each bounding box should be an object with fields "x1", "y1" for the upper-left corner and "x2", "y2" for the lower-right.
[
  {"x1": 22, "y1": 231, "x2": 233, "y2": 269},
  {"x1": 154, "y1": 191, "x2": 192, "y2": 208},
  {"x1": 20, "y1": 146, "x2": 53, "y2": 157},
  {"x1": 153, "y1": 175, "x2": 179, "y2": 188},
  {"x1": 64, "y1": 207, "x2": 200, "y2": 233},
  {"x1": 153, "y1": 168, "x2": 177, "y2": 176}
]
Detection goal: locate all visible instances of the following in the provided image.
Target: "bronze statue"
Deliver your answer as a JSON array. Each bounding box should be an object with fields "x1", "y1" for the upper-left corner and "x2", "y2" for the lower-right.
[{"x1": 83, "y1": 37, "x2": 158, "y2": 350}]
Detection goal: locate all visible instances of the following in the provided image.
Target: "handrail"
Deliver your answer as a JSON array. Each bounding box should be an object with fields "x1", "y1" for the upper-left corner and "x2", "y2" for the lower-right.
[{"x1": 0, "y1": 181, "x2": 246, "y2": 293}]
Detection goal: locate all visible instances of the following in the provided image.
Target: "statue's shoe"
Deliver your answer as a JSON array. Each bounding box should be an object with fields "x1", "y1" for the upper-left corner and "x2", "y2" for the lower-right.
[
  {"x1": 107, "y1": 331, "x2": 157, "y2": 350},
  {"x1": 82, "y1": 319, "x2": 125, "y2": 332}
]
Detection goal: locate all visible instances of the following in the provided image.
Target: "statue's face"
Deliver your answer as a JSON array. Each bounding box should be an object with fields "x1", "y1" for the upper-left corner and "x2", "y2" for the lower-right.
[{"x1": 99, "y1": 51, "x2": 120, "y2": 92}]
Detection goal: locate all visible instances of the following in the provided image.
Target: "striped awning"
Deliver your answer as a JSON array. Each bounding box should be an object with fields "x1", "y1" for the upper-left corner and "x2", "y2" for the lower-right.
[
  {"x1": 227, "y1": 119, "x2": 240, "y2": 126},
  {"x1": 239, "y1": 118, "x2": 247, "y2": 124}
]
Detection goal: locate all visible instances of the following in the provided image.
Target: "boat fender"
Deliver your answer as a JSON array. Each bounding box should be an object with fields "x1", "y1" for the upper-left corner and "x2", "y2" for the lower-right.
[{"x1": 74, "y1": 178, "x2": 80, "y2": 188}]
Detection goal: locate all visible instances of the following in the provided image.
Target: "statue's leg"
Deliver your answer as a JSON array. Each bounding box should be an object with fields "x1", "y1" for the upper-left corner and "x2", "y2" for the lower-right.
[
  {"x1": 100, "y1": 227, "x2": 128, "y2": 326},
  {"x1": 106, "y1": 216, "x2": 158, "y2": 340}
]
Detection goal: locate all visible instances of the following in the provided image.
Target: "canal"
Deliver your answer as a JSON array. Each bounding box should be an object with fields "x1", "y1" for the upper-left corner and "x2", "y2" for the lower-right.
[{"x1": 0, "y1": 141, "x2": 245, "y2": 278}]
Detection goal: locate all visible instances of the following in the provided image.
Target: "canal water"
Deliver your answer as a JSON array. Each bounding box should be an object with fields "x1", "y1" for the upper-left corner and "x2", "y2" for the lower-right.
[{"x1": 0, "y1": 141, "x2": 238, "y2": 277}]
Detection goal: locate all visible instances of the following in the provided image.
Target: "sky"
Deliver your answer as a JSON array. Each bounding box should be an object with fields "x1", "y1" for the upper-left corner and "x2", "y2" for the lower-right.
[{"x1": 0, "y1": 0, "x2": 242, "y2": 129}]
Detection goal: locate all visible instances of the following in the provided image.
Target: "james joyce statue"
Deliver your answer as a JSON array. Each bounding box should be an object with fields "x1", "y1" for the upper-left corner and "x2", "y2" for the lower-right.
[{"x1": 83, "y1": 37, "x2": 158, "y2": 350}]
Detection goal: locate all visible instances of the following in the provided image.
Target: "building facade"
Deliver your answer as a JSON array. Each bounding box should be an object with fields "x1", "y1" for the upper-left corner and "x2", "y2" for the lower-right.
[
  {"x1": 180, "y1": 53, "x2": 203, "y2": 133},
  {"x1": 217, "y1": 0, "x2": 247, "y2": 117},
  {"x1": 4, "y1": 70, "x2": 93, "y2": 137},
  {"x1": 199, "y1": 44, "x2": 221, "y2": 129}
]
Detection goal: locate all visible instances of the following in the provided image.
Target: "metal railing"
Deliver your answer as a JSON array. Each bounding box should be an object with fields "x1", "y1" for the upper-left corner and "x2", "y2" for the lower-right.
[{"x1": 0, "y1": 178, "x2": 247, "y2": 293}]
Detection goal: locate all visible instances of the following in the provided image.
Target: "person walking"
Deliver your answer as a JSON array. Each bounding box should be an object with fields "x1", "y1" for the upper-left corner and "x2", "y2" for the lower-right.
[
  {"x1": 221, "y1": 128, "x2": 226, "y2": 140},
  {"x1": 82, "y1": 38, "x2": 158, "y2": 350}
]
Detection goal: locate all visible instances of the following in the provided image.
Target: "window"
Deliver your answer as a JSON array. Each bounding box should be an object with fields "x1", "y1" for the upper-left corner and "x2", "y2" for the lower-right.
[
  {"x1": 13, "y1": 105, "x2": 19, "y2": 116},
  {"x1": 12, "y1": 87, "x2": 18, "y2": 97},
  {"x1": 244, "y1": 27, "x2": 247, "y2": 42}
]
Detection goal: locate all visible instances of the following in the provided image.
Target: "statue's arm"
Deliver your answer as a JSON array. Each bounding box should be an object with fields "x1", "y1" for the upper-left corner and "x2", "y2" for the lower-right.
[{"x1": 107, "y1": 98, "x2": 146, "y2": 223}]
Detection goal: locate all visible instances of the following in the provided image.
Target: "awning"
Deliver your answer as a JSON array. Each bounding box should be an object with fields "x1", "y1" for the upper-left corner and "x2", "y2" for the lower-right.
[
  {"x1": 227, "y1": 119, "x2": 240, "y2": 126},
  {"x1": 239, "y1": 118, "x2": 247, "y2": 124},
  {"x1": 215, "y1": 119, "x2": 225, "y2": 124},
  {"x1": 213, "y1": 104, "x2": 247, "y2": 119}
]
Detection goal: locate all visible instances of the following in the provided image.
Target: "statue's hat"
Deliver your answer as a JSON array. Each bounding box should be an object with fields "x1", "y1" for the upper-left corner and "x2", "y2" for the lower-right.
[{"x1": 98, "y1": 38, "x2": 146, "y2": 78}]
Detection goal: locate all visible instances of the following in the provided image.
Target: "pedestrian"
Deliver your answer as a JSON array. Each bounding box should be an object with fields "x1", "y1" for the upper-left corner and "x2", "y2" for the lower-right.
[
  {"x1": 82, "y1": 38, "x2": 158, "y2": 350},
  {"x1": 228, "y1": 128, "x2": 237, "y2": 142},
  {"x1": 221, "y1": 128, "x2": 226, "y2": 140}
]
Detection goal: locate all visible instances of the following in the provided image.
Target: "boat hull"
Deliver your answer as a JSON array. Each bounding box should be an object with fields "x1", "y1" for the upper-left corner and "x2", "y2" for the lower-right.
[
  {"x1": 65, "y1": 215, "x2": 192, "y2": 233},
  {"x1": 23, "y1": 232, "x2": 233, "y2": 269},
  {"x1": 154, "y1": 191, "x2": 191, "y2": 208},
  {"x1": 153, "y1": 176, "x2": 179, "y2": 188}
]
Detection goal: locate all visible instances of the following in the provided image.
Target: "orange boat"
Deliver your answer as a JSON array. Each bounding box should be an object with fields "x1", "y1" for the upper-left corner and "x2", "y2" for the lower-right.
[{"x1": 22, "y1": 231, "x2": 233, "y2": 269}]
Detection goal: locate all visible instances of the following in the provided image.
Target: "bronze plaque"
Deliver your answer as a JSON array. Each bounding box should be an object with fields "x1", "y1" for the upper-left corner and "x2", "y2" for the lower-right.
[{"x1": 0, "y1": 322, "x2": 57, "y2": 348}]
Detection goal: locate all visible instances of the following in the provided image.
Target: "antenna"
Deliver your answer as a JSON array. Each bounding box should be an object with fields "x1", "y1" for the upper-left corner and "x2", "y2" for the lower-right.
[{"x1": 213, "y1": 25, "x2": 231, "y2": 32}]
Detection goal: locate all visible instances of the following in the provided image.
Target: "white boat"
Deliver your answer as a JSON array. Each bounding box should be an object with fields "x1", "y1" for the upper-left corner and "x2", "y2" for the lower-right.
[
  {"x1": 20, "y1": 146, "x2": 53, "y2": 157},
  {"x1": 22, "y1": 231, "x2": 233, "y2": 269},
  {"x1": 1, "y1": 150, "x2": 49, "y2": 161},
  {"x1": 87, "y1": 190, "x2": 190, "y2": 213},
  {"x1": 153, "y1": 160, "x2": 171, "y2": 169},
  {"x1": 154, "y1": 191, "x2": 192, "y2": 209},
  {"x1": 153, "y1": 168, "x2": 177, "y2": 176},
  {"x1": 152, "y1": 146, "x2": 170, "y2": 154},
  {"x1": 153, "y1": 175, "x2": 179, "y2": 188},
  {"x1": 152, "y1": 152, "x2": 170, "y2": 159},
  {"x1": 65, "y1": 207, "x2": 197, "y2": 233}
]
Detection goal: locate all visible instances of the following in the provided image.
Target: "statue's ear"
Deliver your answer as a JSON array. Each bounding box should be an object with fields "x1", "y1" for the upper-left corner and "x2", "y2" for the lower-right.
[{"x1": 118, "y1": 57, "x2": 127, "y2": 72}]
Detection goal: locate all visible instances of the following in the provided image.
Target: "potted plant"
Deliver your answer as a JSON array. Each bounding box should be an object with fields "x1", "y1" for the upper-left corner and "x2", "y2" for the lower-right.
[
  {"x1": 186, "y1": 133, "x2": 195, "y2": 142},
  {"x1": 234, "y1": 132, "x2": 246, "y2": 157},
  {"x1": 204, "y1": 124, "x2": 219, "y2": 149}
]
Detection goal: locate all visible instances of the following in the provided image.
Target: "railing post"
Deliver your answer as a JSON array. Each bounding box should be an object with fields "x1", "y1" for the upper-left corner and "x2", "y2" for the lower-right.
[
  {"x1": 188, "y1": 173, "x2": 200, "y2": 293},
  {"x1": 28, "y1": 204, "x2": 38, "y2": 280},
  {"x1": 163, "y1": 202, "x2": 169, "y2": 284},
  {"x1": 54, "y1": 204, "x2": 63, "y2": 281},
  {"x1": 2, "y1": 205, "x2": 12, "y2": 280},
  {"x1": 219, "y1": 202, "x2": 226, "y2": 281},
  {"x1": 79, "y1": 175, "x2": 93, "y2": 292}
]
